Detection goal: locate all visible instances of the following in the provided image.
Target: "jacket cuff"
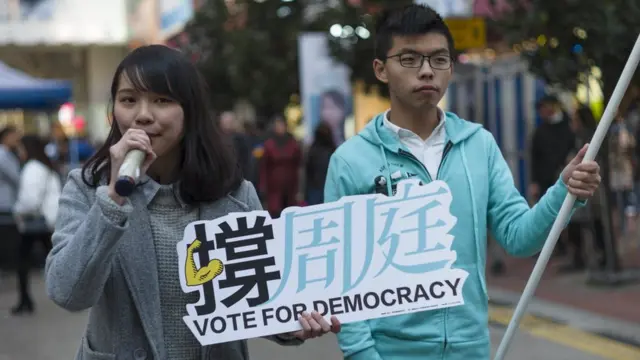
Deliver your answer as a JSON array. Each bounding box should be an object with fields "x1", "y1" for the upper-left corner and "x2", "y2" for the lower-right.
[
  {"x1": 555, "y1": 177, "x2": 588, "y2": 207},
  {"x1": 96, "y1": 186, "x2": 133, "y2": 226}
]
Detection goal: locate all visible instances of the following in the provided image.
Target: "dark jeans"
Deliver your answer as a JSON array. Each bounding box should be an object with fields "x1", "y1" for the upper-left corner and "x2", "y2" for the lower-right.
[
  {"x1": 568, "y1": 219, "x2": 606, "y2": 268},
  {"x1": 587, "y1": 219, "x2": 607, "y2": 268},
  {"x1": 0, "y1": 213, "x2": 19, "y2": 271},
  {"x1": 16, "y1": 232, "x2": 52, "y2": 305},
  {"x1": 566, "y1": 222, "x2": 584, "y2": 266}
]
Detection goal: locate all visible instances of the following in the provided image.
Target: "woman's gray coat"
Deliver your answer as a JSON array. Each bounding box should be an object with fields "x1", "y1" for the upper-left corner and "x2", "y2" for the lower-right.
[{"x1": 45, "y1": 170, "x2": 301, "y2": 360}]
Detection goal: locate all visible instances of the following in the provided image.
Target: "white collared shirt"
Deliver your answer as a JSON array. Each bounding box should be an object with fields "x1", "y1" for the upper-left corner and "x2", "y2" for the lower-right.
[{"x1": 382, "y1": 109, "x2": 447, "y2": 179}]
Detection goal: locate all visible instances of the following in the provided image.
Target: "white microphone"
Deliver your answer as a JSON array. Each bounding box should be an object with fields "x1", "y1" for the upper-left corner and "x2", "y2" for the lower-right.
[{"x1": 114, "y1": 149, "x2": 145, "y2": 197}]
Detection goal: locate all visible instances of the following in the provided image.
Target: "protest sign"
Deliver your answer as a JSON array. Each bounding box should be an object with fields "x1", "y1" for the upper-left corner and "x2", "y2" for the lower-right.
[{"x1": 177, "y1": 179, "x2": 469, "y2": 345}]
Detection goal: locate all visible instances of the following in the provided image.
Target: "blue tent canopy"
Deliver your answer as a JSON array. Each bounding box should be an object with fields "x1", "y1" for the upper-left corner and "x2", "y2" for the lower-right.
[{"x1": 0, "y1": 61, "x2": 72, "y2": 110}]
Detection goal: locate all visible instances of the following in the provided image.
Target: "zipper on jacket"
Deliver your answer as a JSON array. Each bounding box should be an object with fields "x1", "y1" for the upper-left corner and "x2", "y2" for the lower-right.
[
  {"x1": 441, "y1": 309, "x2": 449, "y2": 358},
  {"x1": 435, "y1": 141, "x2": 453, "y2": 180},
  {"x1": 398, "y1": 141, "x2": 453, "y2": 183},
  {"x1": 398, "y1": 149, "x2": 432, "y2": 182},
  {"x1": 400, "y1": 144, "x2": 453, "y2": 359},
  {"x1": 439, "y1": 142, "x2": 452, "y2": 356}
]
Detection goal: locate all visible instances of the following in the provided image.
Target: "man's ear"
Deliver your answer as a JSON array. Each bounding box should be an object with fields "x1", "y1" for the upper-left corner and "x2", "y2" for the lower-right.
[{"x1": 373, "y1": 59, "x2": 388, "y2": 84}]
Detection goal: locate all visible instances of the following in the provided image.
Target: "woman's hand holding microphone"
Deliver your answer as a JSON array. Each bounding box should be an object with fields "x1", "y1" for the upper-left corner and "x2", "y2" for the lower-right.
[{"x1": 107, "y1": 129, "x2": 157, "y2": 205}]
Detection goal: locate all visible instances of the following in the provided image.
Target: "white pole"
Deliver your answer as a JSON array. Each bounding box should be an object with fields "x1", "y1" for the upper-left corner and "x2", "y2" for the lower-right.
[{"x1": 494, "y1": 34, "x2": 640, "y2": 360}]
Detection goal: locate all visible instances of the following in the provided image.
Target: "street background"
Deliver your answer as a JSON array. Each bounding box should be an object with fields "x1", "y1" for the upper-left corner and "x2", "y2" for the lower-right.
[{"x1": 3, "y1": 0, "x2": 640, "y2": 359}]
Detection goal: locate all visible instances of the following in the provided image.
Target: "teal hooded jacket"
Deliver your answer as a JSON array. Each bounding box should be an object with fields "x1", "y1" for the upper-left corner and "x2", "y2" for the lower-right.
[{"x1": 324, "y1": 111, "x2": 582, "y2": 360}]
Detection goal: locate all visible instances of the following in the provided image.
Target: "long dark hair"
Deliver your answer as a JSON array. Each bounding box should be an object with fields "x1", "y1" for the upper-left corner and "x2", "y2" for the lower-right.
[
  {"x1": 21, "y1": 135, "x2": 56, "y2": 171},
  {"x1": 312, "y1": 122, "x2": 336, "y2": 151},
  {"x1": 81, "y1": 45, "x2": 242, "y2": 204}
]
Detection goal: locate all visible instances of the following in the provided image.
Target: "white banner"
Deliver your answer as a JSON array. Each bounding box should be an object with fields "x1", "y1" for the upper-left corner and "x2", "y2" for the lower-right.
[
  {"x1": 414, "y1": 0, "x2": 473, "y2": 17},
  {"x1": 0, "y1": 0, "x2": 129, "y2": 45},
  {"x1": 177, "y1": 179, "x2": 469, "y2": 345}
]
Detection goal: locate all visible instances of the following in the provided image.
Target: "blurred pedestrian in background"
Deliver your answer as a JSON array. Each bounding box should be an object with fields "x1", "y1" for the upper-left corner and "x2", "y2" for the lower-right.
[
  {"x1": 12, "y1": 135, "x2": 61, "y2": 315},
  {"x1": 304, "y1": 122, "x2": 335, "y2": 206},
  {"x1": 260, "y1": 115, "x2": 302, "y2": 217}
]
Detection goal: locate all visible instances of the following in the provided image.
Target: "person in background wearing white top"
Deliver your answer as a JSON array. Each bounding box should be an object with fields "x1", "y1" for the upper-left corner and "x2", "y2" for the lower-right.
[{"x1": 12, "y1": 135, "x2": 61, "y2": 315}]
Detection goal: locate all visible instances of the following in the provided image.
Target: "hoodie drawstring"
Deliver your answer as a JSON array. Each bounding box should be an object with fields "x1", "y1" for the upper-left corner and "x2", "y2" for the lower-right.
[
  {"x1": 460, "y1": 141, "x2": 488, "y2": 297},
  {"x1": 379, "y1": 145, "x2": 393, "y2": 196}
]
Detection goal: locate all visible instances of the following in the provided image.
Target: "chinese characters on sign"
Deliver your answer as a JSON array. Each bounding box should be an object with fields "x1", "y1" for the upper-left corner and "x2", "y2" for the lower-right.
[{"x1": 177, "y1": 179, "x2": 469, "y2": 345}]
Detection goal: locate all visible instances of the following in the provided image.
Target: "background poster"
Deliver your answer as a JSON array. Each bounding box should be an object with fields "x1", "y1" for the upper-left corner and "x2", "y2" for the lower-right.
[
  {"x1": 20, "y1": 0, "x2": 55, "y2": 20},
  {"x1": 159, "y1": 0, "x2": 194, "y2": 39},
  {"x1": 298, "y1": 32, "x2": 354, "y2": 146},
  {"x1": 127, "y1": 0, "x2": 160, "y2": 47},
  {"x1": 0, "y1": 0, "x2": 55, "y2": 21}
]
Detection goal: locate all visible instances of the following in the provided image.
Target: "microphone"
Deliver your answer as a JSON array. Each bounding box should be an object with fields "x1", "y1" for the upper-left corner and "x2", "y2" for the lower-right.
[{"x1": 114, "y1": 149, "x2": 145, "y2": 197}]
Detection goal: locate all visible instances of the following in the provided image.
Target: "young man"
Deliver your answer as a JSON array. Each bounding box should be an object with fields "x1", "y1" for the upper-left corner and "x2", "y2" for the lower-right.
[{"x1": 324, "y1": 4, "x2": 601, "y2": 360}]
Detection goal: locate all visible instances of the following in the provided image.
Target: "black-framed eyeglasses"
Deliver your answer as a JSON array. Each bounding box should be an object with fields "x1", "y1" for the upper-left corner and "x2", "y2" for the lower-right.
[{"x1": 387, "y1": 52, "x2": 453, "y2": 70}]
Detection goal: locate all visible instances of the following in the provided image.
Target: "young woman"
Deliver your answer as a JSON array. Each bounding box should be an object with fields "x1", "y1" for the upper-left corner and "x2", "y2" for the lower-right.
[
  {"x1": 12, "y1": 135, "x2": 61, "y2": 315},
  {"x1": 45, "y1": 45, "x2": 339, "y2": 360}
]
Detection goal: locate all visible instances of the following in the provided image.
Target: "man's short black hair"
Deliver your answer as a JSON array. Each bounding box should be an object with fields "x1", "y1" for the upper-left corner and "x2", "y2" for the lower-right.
[
  {"x1": 374, "y1": 4, "x2": 455, "y2": 61},
  {"x1": 536, "y1": 94, "x2": 561, "y2": 109}
]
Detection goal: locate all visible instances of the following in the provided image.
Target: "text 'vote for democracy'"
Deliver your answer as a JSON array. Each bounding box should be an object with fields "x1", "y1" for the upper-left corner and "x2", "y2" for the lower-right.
[
  {"x1": 191, "y1": 278, "x2": 464, "y2": 337},
  {"x1": 177, "y1": 179, "x2": 470, "y2": 345}
]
